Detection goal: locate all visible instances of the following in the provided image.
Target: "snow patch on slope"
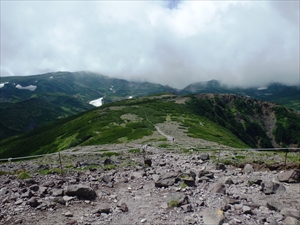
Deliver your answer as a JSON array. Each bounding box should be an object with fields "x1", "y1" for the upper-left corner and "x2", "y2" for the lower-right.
[
  {"x1": 15, "y1": 84, "x2": 37, "y2": 91},
  {"x1": 0, "y1": 82, "x2": 9, "y2": 88},
  {"x1": 89, "y1": 97, "x2": 103, "y2": 107}
]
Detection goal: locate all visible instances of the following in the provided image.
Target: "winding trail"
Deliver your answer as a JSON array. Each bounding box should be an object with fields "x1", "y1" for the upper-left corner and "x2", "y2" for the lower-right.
[{"x1": 155, "y1": 126, "x2": 174, "y2": 141}]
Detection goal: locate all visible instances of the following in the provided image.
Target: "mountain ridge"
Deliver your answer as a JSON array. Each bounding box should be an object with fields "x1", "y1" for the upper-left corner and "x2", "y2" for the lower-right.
[{"x1": 0, "y1": 71, "x2": 299, "y2": 140}]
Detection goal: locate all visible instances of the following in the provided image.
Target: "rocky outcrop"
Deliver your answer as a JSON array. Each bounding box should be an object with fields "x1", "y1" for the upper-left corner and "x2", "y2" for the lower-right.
[{"x1": 278, "y1": 170, "x2": 300, "y2": 183}]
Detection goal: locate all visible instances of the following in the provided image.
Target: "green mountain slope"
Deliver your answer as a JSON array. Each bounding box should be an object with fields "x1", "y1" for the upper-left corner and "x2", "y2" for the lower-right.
[{"x1": 1, "y1": 93, "x2": 299, "y2": 159}]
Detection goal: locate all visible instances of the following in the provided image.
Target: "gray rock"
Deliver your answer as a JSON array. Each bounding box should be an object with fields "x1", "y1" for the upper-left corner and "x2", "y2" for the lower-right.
[
  {"x1": 63, "y1": 196, "x2": 75, "y2": 202},
  {"x1": 152, "y1": 174, "x2": 160, "y2": 182},
  {"x1": 180, "y1": 173, "x2": 195, "y2": 187},
  {"x1": 198, "y1": 170, "x2": 214, "y2": 179},
  {"x1": 166, "y1": 193, "x2": 189, "y2": 206},
  {"x1": 248, "y1": 176, "x2": 262, "y2": 185},
  {"x1": 14, "y1": 199, "x2": 23, "y2": 205},
  {"x1": 199, "y1": 153, "x2": 210, "y2": 161},
  {"x1": 103, "y1": 158, "x2": 115, "y2": 165},
  {"x1": 155, "y1": 172, "x2": 179, "y2": 188},
  {"x1": 283, "y1": 216, "x2": 300, "y2": 225},
  {"x1": 28, "y1": 197, "x2": 40, "y2": 207},
  {"x1": 0, "y1": 187, "x2": 8, "y2": 196},
  {"x1": 280, "y1": 208, "x2": 300, "y2": 219},
  {"x1": 102, "y1": 175, "x2": 112, "y2": 183},
  {"x1": 93, "y1": 205, "x2": 111, "y2": 214},
  {"x1": 64, "y1": 211, "x2": 73, "y2": 217},
  {"x1": 144, "y1": 158, "x2": 152, "y2": 167},
  {"x1": 223, "y1": 177, "x2": 234, "y2": 185},
  {"x1": 244, "y1": 164, "x2": 254, "y2": 174},
  {"x1": 267, "y1": 199, "x2": 284, "y2": 212},
  {"x1": 21, "y1": 190, "x2": 33, "y2": 198},
  {"x1": 65, "y1": 220, "x2": 78, "y2": 225},
  {"x1": 278, "y1": 170, "x2": 300, "y2": 183},
  {"x1": 29, "y1": 184, "x2": 39, "y2": 192},
  {"x1": 184, "y1": 216, "x2": 196, "y2": 224},
  {"x1": 181, "y1": 204, "x2": 192, "y2": 213},
  {"x1": 216, "y1": 164, "x2": 226, "y2": 171},
  {"x1": 51, "y1": 188, "x2": 63, "y2": 197},
  {"x1": 202, "y1": 209, "x2": 225, "y2": 225},
  {"x1": 64, "y1": 185, "x2": 97, "y2": 200},
  {"x1": 208, "y1": 182, "x2": 226, "y2": 194},
  {"x1": 261, "y1": 181, "x2": 286, "y2": 194},
  {"x1": 119, "y1": 203, "x2": 128, "y2": 212},
  {"x1": 242, "y1": 205, "x2": 252, "y2": 214}
]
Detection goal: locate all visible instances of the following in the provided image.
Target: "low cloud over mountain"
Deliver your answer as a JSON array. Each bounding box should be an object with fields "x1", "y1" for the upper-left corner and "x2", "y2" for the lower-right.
[{"x1": 1, "y1": 1, "x2": 299, "y2": 88}]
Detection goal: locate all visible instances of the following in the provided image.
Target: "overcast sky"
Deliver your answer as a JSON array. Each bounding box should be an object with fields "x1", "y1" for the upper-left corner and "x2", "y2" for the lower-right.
[{"x1": 1, "y1": 1, "x2": 299, "y2": 88}]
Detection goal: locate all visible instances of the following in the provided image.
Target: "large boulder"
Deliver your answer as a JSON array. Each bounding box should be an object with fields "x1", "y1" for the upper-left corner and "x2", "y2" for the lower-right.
[
  {"x1": 64, "y1": 185, "x2": 97, "y2": 200},
  {"x1": 278, "y1": 170, "x2": 300, "y2": 183},
  {"x1": 155, "y1": 172, "x2": 179, "y2": 188},
  {"x1": 261, "y1": 181, "x2": 286, "y2": 195}
]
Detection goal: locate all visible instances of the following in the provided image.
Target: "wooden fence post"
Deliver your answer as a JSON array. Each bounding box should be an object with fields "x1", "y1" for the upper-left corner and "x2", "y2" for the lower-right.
[
  {"x1": 217, "y1": 148, "x2": 221, "y2": 165},
  {"x1": 284, "y1": 150, "x2": 288, "y2": 170},
  {"x1": 58, "y1": 152, "x2": 64, "y2": 178}
]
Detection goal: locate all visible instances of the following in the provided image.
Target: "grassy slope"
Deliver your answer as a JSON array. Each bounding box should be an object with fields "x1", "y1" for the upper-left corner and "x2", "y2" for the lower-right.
[{"x1": 0, "y1": 94, "x2": 248, "y2": 158}]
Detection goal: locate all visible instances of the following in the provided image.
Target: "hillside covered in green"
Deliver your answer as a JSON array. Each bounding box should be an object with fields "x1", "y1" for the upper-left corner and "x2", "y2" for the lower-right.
[{"x1": 1, "y1": 93, "x2": 299, "y2": 159}]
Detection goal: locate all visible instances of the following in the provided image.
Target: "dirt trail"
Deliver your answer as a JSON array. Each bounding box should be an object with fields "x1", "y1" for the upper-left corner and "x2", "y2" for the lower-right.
[{"x1": 155, "y1": 125, "x2": 174, "y2": 141}]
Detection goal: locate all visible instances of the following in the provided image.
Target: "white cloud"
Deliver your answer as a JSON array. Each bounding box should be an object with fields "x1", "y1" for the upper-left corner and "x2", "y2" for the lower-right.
[{"x1": 1, "y1": 1, "x2": 299, "y2": 88}]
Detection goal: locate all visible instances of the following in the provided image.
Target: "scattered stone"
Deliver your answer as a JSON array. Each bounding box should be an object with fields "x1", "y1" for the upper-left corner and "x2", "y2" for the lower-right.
[
  {"x1": 51, "y1": 188, "x2": 63, "y2": 197},
  {"x1": 141, "y1": 218, "x2": 147, "y2": 223},
  {"x1": 215, "y1": 163, "x2": 226, "y2": 171},
  {"x1": 244, "y1": 164, "x2": 254, "y2": 174},
  {"x1": 29, "y1": 184, "x2": 39, "y2": 191},
  {"x1": 199, "y1": 153, "x2": 210, "y2": 161},
  {"x1": 261, "y1": 181, "x2": 286, "y2": 194},
  {"x1": 28, "y1": 197, "x2": 40, "y2": 207},
  {"x1": 63, "y1": 196, "x2": 75, "y2": 202},
  {"x1": 14, "y1": 199, "x2": 23, "y2": 205},
  {"x1": 93, "y1": 205, "x2": 111, "y2": 214},
  {"x1": 242, "y1": 205, "x2": 252, "y2": 214},
  {"x1": 119, "y1": 203, "x2": 128, "y2": 212},
  {"x1": 283, "y1": 216, "x2": 300, "y2": 225},
  {"x1": 65, "y1": 220, "x2": 78, "y2": 225},
  {"x1": 208, "y1": 182, "x2": 226, "y2": 194},
  {"x1": 103, "y1": 158, "x2": 114, "y2": 165},
  {"x1": 160, "y1": 202, "x2": 168, "y2": 209},
  {"x1": 144, "y1": 158, "x2": 152, "y2": 167},
  {"x1": 280, "y1": 208, "x2": 300, "y2": 219},
  {"x1": 64, "y1": 185, "x2": 97, "y2": 200},
  {"x1": 181, "y1": 204, "x2": 192, "y2": 212},
  {"x1": 267, "y1": 199, "x2": 284, "y2": 212},
  {"x1": 64, "y1": 211, "x2": 73, "y2": 217},
  {"x1": 248, "y1": 176, "x2": 262, "y2": 185},
  {"x1": 202, "y1": 209, "x2": 225, "y2": 225},
  {"x1": 278, "y1": 170, "x2": 300, "y2": 183},
  {"x1": 166, "y1": 193, "x2": 189, "y2": 206}
]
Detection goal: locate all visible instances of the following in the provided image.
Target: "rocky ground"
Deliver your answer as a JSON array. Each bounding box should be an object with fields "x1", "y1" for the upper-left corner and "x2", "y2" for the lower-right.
[{"x1": 0, "y1": 143, "x2": 299, "y2": 225}]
